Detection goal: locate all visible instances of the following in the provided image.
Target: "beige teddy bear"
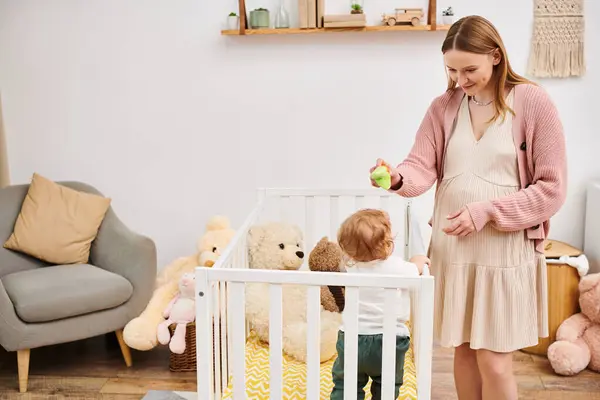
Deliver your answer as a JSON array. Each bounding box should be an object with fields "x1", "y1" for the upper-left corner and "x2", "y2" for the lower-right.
[
  {"x1": 244, "y1": 222, "x2": 342, "y2": 363},
  {"x1": 123, "y1": 215, "x2": 235, "y2": 351}
]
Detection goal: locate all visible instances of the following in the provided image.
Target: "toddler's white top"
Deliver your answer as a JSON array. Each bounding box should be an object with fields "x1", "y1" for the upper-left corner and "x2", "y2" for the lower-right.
[{"x1": 339, "y1": 255, "x2": 419, "y2": 337}]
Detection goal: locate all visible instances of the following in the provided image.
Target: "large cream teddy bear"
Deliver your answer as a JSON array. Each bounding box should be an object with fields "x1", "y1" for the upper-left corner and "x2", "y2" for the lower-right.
[
  {"x1": 547, "y1": 272, "x2": 600, "y2": 376},
  {"x1": 244, "y1": 222, "x2": 342, "y2": 363},
  {"x1": 123, "y1": 215, "x2": 235, "y2": 351}
]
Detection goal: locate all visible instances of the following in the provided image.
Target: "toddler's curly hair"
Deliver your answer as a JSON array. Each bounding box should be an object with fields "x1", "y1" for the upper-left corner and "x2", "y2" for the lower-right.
[{"x1": 337, "y1": 208, "x2": 394, "y2": 263}]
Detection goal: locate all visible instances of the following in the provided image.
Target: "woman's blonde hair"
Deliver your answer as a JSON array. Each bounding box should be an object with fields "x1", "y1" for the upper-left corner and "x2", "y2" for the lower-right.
[
  {"x1": 441, "y1": 15, "x2": 534, "y2": 122},
  {"x1": 337, "y1": 209, "x2": 394, "y2": 263}
]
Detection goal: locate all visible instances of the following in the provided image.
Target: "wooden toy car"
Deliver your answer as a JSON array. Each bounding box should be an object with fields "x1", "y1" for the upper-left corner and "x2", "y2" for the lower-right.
[{"x1": 381, "y1": 8, "x2": 424, "y2": 26}]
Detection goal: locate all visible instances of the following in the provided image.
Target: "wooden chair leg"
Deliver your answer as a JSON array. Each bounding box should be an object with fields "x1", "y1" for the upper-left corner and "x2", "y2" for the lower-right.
[
  {"x1": 17, "y1": 349, "x2": 30, "y2": 393},
  {"x1": 115, "y1": 329, "x2": 132, "y2": 367}
]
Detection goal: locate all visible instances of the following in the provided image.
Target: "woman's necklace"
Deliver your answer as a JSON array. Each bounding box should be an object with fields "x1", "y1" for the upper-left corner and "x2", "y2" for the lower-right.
[{"x1": 471, "y1": 96, "x2": 493, "y2": 106}]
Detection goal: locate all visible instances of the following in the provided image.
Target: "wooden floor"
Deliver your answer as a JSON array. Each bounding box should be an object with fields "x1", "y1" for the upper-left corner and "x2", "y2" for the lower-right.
[{"x1": 0, "y1": 334, "x2": 598, "y2": 399}]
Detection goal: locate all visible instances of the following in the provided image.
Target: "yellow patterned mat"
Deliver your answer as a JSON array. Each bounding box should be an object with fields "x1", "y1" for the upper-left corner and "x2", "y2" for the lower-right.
[{"x1": 221, "y1": 332, "x2": 418, "y2": 399}]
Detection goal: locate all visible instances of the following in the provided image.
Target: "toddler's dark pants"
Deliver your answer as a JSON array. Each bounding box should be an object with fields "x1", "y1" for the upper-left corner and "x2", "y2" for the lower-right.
[{"x1": 330, "y1": 330, "x2": 410, "y2": 400}]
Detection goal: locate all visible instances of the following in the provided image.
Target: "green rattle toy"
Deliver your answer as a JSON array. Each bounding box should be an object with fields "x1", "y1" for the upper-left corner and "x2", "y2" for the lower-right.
[{"x1": 370, "y1": 165, "x2": 392, "y2": 190}]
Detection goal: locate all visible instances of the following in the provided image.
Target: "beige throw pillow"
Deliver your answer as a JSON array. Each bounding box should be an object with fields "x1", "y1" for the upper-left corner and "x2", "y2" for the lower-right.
[{"x1": 4, "y1": 173, "x2": 111, "y2": 264}]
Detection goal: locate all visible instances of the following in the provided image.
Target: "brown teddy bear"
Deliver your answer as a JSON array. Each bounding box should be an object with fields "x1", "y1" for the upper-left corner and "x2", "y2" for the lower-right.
[{"x1": 308, "y1": 236, "x2": 345, "y2": 313}]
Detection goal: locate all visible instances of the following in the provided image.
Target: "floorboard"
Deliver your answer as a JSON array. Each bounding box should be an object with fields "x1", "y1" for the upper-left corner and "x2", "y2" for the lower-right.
[{"x1": 0, "y1": 334, "x2": 597, "y2": 399}]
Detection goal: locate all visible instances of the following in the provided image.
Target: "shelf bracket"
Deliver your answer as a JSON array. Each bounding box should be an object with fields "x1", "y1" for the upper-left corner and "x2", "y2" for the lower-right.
[
  {"x1": 428, "y1": 0, "x2": 437, "y2": 31},
  {"x1": 238, "y1": 0, "x2": 247, "y2": 35}
]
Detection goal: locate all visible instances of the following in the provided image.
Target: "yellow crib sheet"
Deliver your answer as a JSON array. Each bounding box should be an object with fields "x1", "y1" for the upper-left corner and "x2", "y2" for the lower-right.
[{"x1": 221, "y1": 332, "x2": 418, "y2": 399}]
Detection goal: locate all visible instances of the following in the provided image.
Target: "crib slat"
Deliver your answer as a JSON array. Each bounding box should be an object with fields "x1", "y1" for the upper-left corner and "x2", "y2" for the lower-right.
[
  {"x1": 355, "y1": 195, "x2": 365, "y2": 211},
  {"x1": 196, "y1": 268, "x2": 214, "y2": 400},
  {"x1": 279, "y1": 195, "x2": 290, "y2": 222},
  {"x1": 380, "y1": 195, "x2": 390, "y2": 213},
  {"x1": 230, "y1": 282, "x2": 246, "y2": 399},
  {"x1": 305, "y1": 196, "x2": 315, "y2": 254},
  {"x1": 212, "y1": 282, "x2": 222, "y2": 397},
  {"x1": 417, "y1": 279, "x2": 435, "y2": 400},
  {"x1": 306, "y1": 286, "x2": 321, "y2": 398},
  {"x1": 381, "y1": 288, "x2": 398, "y2": 399},
  {"x1": 344, "y1": 286, "x2": 359, "y2": 400},
  {"x1": 329, "y1": 196, "x2": 339, "y2": 241},
  {"x1": 221, "y1": 281, "x2": 230, "y2": 389},
  {"x1": 269, "y1": 284, "x2": 283, "y2": 399}
]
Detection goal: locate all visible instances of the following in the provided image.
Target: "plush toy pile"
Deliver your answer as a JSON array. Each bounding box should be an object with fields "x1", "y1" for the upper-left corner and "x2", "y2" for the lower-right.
[
  {"x1": 124, "y1": 214, "x2": 351, "y2": 364},
  {"x1": 548, "y1": 272, "x2": 600, "y2": 376},
  {"x1": 123, "y1": 216, "x2": 235, "y2": 351},
  {"x1": 244, "y1": 222, "x2": 343, "y2": 363}
]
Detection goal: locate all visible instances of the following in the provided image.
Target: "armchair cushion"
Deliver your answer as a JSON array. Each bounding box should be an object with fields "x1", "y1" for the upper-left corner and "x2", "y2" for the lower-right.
[
  {"x1": 1, "y1": 264, "x2": 133, "y2": 323},
  {"x1": 3, "y1": 173, "x2": 111, "y2": 265}
]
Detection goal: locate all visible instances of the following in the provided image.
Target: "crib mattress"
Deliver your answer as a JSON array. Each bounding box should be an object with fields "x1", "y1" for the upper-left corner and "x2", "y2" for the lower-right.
[{"x1": 221, "y1": 331, "x2": 418, "y2": 399}]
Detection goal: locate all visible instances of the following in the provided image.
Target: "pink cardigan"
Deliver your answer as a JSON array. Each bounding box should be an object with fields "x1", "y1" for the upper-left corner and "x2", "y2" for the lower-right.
[{"x1": 391, "y1": 83, "x2": 567, "y2": 253}]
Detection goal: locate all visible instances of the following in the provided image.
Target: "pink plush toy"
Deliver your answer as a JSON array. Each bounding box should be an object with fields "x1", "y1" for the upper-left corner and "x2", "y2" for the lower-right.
[
  {"x1": 157, "y1": 272, "x2": 196, "y2": 354},
  {"x1": 547, "y1": 272, "x2": 600, "y2": 376}
]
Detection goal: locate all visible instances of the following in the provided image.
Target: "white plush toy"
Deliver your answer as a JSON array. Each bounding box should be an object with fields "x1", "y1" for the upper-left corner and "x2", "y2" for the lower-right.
[
  {"x1": 547, "y1": 254, "x2": 590, "y2": 277},
  {"x1": 244, "y1": 222, "x2": 342, "y2": 363},
  {"x1": 157, "y1": 272, "x2": 196, "y2": 354}
]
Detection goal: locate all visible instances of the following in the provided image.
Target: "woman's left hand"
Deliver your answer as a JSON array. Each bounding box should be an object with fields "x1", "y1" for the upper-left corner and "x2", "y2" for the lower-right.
[{"x1": 443, "y1": 206, "x2": 475, "y2": 236}]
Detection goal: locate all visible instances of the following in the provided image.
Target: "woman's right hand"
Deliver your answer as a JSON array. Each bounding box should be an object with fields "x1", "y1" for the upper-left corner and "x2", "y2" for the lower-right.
[{"x1": 370, "y1": 159, "x2": 401, "y2": 189}]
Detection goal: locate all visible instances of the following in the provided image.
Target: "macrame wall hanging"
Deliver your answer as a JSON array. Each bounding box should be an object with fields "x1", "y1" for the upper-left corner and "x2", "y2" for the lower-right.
[{"x1": 527, "y1": 0, "x2": 585, "y2": 78}]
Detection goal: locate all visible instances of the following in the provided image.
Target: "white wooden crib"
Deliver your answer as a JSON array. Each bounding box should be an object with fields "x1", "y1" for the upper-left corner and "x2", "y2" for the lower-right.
[{"x1": 194, "y1": 188, "x2": 435, "y2": 400}]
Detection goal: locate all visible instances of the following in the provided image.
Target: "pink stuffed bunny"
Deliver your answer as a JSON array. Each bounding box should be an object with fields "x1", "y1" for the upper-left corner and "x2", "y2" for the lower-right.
[
  {"x1": 157, "y1": 272, "x2": 196, "y2": 354},
  {"x1": 547, "y1": 272, "x2": 600, "y2": 376}
]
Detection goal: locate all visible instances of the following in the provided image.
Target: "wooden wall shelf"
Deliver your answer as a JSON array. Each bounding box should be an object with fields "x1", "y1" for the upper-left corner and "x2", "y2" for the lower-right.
[
  {"x1": 221, "y1": 24, "x2": 451, "y2": 36},
  {"x1": 226, "y1": 0, "x2": 448, "y2": 37}
]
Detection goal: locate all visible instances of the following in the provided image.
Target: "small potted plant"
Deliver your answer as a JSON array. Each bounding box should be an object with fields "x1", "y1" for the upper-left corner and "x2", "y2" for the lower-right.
[
  {"x1": 227, "y1": 12, "x2": 239, "y2": 30},
  {"x1": 442, "y1": 7, "x2": 454, "y2": 25},
  {"x1": 350, "y1": 0, "x2": 363, "y2": 14},
  {"x1": 250, "y1": 8, "x2": 270, "y2": 29}
]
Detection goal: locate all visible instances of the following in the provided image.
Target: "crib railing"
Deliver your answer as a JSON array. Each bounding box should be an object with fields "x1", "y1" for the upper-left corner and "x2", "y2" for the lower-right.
[
  {"x1": 195, "y1": 267, "x2": 434, "y2": 400},
  {"x1": 255, "y1": 188, "x2": 414, "y2": 262}
]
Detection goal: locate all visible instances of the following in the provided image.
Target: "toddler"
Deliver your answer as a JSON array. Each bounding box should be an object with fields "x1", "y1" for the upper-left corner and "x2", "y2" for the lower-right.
[{"x1": 330, "y1": 208, "x2": 429, "y2": 400}]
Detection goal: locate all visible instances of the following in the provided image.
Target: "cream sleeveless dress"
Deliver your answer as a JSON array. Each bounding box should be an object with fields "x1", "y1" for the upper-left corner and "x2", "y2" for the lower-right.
[{"x1": 429, "y1": 90, "x2": 549, "y2": 353}]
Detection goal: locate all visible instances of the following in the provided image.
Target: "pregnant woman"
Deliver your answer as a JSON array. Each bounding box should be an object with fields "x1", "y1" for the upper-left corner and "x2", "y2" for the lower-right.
[{"x1": 370, "y1": 15, "x2": 567, "y2": 400}]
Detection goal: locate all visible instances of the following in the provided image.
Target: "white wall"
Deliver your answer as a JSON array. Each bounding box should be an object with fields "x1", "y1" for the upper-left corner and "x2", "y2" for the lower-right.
[{"x1": 0, "y1": 0, "x2": 598, "y2": 269}]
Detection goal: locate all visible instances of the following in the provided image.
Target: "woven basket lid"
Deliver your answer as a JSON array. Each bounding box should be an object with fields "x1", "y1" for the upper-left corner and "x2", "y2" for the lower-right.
[{"x1": 544, "y1": 239, "x2": 582, "y2": 259}]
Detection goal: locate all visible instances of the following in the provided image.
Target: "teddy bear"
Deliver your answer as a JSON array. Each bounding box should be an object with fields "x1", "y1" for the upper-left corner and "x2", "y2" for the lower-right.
[
  {"x1": 123, "y1": 215, "x2": 235, "y2": 351},
  {"x1": 547, "y1": 272, "x2": 600, "y2": 376},
  {"x1": 244, "y1": 222, "x2": 342, "y2": 363},
  {"x1": 308, "y1": 236, "x2": 345, "y2": 313},
  {"x1": 157, "y1": 272, "x2": 196, "y2": 354}
]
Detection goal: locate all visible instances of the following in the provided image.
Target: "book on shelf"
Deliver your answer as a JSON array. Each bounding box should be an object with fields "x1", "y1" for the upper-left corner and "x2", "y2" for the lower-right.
[
  {"x1": 299, "y1": 0, "x2": 326, "y2": 28},
  {"x1": 317, "y1": 0, "x2": 324, "y2": 27},
  {"x1": 298, "y1": 0, "x2": 308, "y2": 28},
  {"x1": 307, "y1": 0, "x2": 316, "y2": 28}
]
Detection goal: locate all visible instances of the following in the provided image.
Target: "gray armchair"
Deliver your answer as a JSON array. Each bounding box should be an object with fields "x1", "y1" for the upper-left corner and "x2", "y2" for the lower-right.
[{"x1": 0, "y1": 181, "x2": 157, "y2": 393}]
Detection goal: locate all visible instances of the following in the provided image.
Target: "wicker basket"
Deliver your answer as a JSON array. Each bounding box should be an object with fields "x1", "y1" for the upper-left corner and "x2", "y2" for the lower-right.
[
  {"x1": 168, "y1": 318, "x2": 223, "y2": 372},
  {"x1": 168, "y1": 321, "x2": 198, "y2": 372}
]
